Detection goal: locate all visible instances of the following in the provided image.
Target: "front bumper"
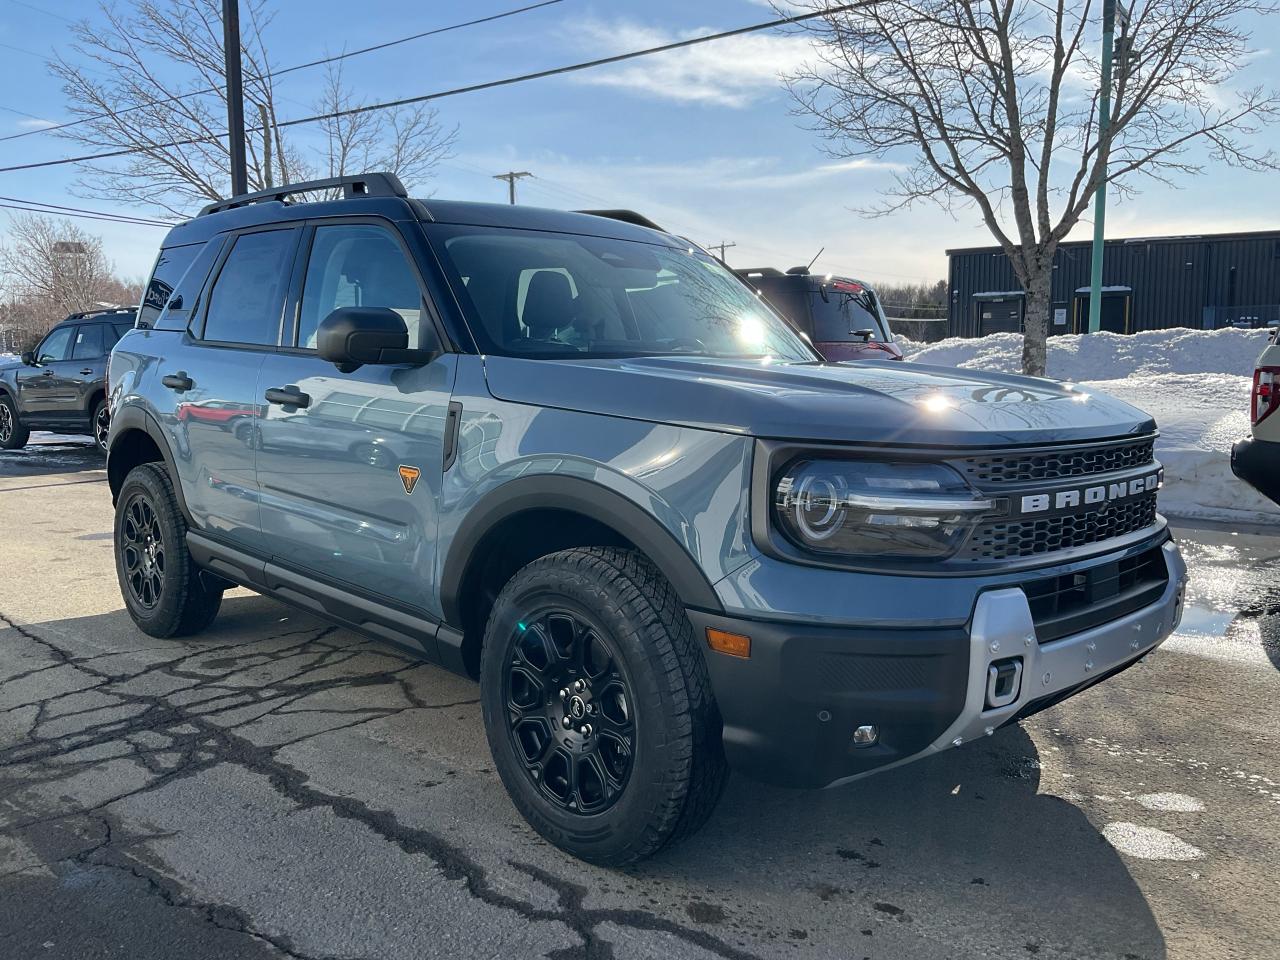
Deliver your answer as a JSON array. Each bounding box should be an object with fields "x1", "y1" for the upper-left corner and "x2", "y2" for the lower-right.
[
  {"x1": 1231, "y1": 437, "x2": 1280, "y2": 506},
  {"x1": 692, "y1": 540, "x2": 1187, "y2": 789}
]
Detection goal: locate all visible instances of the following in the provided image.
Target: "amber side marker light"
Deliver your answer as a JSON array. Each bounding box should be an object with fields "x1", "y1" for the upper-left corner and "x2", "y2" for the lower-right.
[{"x1": 706, "y1": 627, "x2": 751, "y2": 659}]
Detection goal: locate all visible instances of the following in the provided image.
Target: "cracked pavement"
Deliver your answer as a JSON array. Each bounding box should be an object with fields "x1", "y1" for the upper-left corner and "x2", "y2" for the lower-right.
[{"x1": 2, "y1": 438, "x2": 1278, "y2": 959}]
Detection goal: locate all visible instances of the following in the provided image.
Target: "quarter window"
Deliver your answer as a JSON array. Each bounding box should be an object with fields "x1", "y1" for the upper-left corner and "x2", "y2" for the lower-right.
[
  {"x1": 71, "y1": 324, "x2": 106, "y2": 360},
  {"x1": 297, "y1": 225, "x2": 429, "y2": 350},
  {"x1": 202, "y1": 229, "x2": 297, "y2": 346}
]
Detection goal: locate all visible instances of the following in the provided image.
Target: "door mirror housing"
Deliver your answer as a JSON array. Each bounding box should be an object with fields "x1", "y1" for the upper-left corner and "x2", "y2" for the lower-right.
[
  {"x1": 20, "y1": 351, "x2": 35, "y2": 366},
  {"x1": 316, "y1": 306, "x2": 434, "y2": 372}
]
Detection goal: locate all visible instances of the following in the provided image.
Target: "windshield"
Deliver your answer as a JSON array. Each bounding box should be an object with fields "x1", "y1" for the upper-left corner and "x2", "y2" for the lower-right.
[
  {"x1": 428, "y1": 225, "x2": 818, "y2": 362},
  {"x1": 811, "y1": 282, "x2": 892, "y2": 343}
]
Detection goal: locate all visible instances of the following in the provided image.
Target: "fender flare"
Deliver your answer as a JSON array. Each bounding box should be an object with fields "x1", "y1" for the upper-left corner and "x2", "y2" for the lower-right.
[
  {"x1": 439, "y1": 474, "x2": 724, "y2": 625},
  {"x1": 107, "y1": 404, "x2": 193, "y2": 522}
]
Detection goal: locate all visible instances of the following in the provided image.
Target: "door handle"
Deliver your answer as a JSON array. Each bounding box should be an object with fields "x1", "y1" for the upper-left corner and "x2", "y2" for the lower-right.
[
  {"x1": 265, "y1": 386, "x2": 311, "y2": 409},
  {"x1": 162, "y1": 372, "x2": 193, "y2": 391},
  {"x1": 41, "y1": 369, "x2": 54, "y2": 377},
  {"x1": 80, "y1": 368, "x2": 94, "y2": 376}
]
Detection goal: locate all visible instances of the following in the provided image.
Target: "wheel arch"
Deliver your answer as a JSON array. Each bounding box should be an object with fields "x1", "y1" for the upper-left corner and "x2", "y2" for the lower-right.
[
  {"x1": 107, "y1": 405, "x2": 193, "y2": 522},
  {"x1": 439, "y1": 475, "x2": 723, "y2": 677}
]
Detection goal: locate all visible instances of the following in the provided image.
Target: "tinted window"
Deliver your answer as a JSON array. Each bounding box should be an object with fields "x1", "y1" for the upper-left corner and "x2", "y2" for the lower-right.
[
  {"x1": 36, "y1": 326, "x2": 74, "y2": 363},
  {"x1": 154, "y1": 239, "x2": 224, "y2": 332},
  {"x1": 297, "y1": 225, "x2": 429, "y2": 350},
  {"x1": 430, "y1": 226, "x2": 816, "y2": 361},
  {"x1": 71, "y1": 324, "x2": 105, "y2": 360},
  {"x1": 139, "y1": 244, "x2": 200, "y2": 328},
  {"x1": 109, "y1": 322, "x2": 133, "y2": 346},
  {"x1": 202, "y1": 230, "x2": 296, "y2": 345},
  {"x1": 810, "y1": 283, "x2": 891, "y2": 343}
]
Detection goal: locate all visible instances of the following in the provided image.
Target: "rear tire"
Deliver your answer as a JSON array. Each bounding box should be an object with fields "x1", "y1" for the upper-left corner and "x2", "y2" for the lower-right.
[
  {"x1": 91, "y1": 397, "x2": 110, "y2": 455},
  {"x1": 480, "y1": 547, "x2": 727, "y2": 866},
  {"x1": 114, "y1": 463, "x2": 222, "y2": 638},
  {"x1": 0, "y1": 394, "x2": 29, "y2": 450}
]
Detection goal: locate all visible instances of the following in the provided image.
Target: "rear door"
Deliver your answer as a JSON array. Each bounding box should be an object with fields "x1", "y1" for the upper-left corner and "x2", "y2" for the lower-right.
[
  {"x1": 254, "y1": 219, "x2": 457, "y2": 607},
  {"x1": 69, "y1": 322, "x2": 108, "y2": 415},
  {"x1": 16, "y1": 325, "x2": 76, "y2": 418}
]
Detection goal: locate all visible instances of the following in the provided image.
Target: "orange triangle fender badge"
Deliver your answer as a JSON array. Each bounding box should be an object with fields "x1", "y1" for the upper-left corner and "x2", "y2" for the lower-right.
[{"x1": 397, "y1": 465, "x2": 421, "y2": 495}]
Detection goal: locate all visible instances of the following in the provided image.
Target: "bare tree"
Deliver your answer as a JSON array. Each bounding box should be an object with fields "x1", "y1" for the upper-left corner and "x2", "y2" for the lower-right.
[
  {"x1": 785, "y1": 0, "x2": 1279, "y2": 375},
  {"x1": 50, "y1": 0, "x2": 456, "y2": 218},
  {"x1": 0, "y1": 214, "x2": 139, "y2": 351}
]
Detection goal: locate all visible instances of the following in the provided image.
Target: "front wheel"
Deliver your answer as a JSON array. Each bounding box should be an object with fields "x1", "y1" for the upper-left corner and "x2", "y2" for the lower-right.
[
  {"x1": 481, "y1": 547, "x2": 727, "y2": 866},
  {"x1": 114, "y1": 463, "x2": 222, "y2": 637},
  {"x1": 0, "y1": 394, "x2": 29, "y2": 450}
]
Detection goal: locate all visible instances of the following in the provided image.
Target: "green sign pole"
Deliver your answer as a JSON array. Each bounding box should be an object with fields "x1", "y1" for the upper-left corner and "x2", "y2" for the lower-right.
[{"x1": 1087, "y1": 0, "x2": 1118, "y2": 334}]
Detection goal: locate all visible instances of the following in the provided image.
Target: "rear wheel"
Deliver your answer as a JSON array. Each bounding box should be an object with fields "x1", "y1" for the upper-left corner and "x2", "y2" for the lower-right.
[
  {"x1": 481, "y1": 547, "x2": 727, "y2": 865},
  {"x1": 114, "y1": 463, "x2": 222, "y2": 637},
  {"x1": 0, "y1": 394, "x2": 29, "y2": 450},
  {"x1": 92, "y1": 398, "x2": 110, "y2": 454}
]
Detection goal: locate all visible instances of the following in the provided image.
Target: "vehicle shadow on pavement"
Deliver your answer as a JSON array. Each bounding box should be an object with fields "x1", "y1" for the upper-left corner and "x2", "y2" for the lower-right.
[
  {"x1": 0, "y1": 437, "x2": 104, "y2": 479},
  {"x1": 645, "y1": 724, "x2": 1167, "y2": 959}
]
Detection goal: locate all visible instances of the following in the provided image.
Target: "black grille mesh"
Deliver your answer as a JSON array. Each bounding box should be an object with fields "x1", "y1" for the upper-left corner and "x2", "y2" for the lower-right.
[
  {"x1": 959, "y1": 439, "x2": 1156, "y2": 485},
  {"x1": 959, "y1": 496, "x2": 1159, "y2": 562}
]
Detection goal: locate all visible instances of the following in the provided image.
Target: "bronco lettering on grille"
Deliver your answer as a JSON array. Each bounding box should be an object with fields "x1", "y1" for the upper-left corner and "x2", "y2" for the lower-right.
[{"x1": 1018, "y1": 469, "x2": 1162, "y2": 516}]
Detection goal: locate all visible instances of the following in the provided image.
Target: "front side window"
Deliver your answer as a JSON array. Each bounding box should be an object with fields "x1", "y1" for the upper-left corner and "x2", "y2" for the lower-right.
[
  {"x1": 296, "y1": 224, "x2": 429, "y2": 350},
  {"x1": 202, "y1": 229, "x2": 296, "y2": 346},
  {"x1": 71, "y1": 324, "x2": 106, "y2": 360},
  {"x1": 36, "y1": 326, "x2": 74, "y2": 363},
  {"x1": 429, "y1": 226, "x2": 817, "y2": 361}
]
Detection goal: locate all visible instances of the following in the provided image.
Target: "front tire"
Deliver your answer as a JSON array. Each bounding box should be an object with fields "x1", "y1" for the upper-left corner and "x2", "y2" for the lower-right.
[
  {"x1": 114, "y1": 463, "x2": 222, "y2": 637},
  {"x1": 481, "y1": 547, "x2": 727, "y2": 865},
  {"x1": 0, "y1": 394, "x2": 29, "y2": 450}
]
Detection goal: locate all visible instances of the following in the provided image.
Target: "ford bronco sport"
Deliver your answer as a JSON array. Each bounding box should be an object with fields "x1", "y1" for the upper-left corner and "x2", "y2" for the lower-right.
[
  {"x1": 0, "y1": 307, "x2": 136, "y2": 454},
  {"x1": 107, "y1": 173, "x2": 1187, "y2": 865}
]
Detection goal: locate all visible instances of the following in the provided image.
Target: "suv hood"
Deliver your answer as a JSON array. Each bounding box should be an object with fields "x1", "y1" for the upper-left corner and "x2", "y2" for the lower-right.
[{"x1": 483, "y1": 355, "x2": 1156, "y2": 447}]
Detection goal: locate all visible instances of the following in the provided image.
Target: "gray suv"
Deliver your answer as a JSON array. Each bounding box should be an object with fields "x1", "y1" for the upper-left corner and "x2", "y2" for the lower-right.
[
  {"x1": 0, "y1": 307, "x2": 136, "y2": 453},
  {"x1": 107, "y1": 174, "x2": 1187, "y2": 865}
]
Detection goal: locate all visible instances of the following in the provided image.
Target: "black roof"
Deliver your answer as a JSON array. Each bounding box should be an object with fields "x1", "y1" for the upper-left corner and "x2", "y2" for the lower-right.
[{"x1": 163, "y1": 172, "x2": 677, "y2": 250}]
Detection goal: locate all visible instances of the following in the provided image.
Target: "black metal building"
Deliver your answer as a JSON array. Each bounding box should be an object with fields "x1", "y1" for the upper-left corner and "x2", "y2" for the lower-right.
[{"x1": 947, "y1": 229, "x2": 1280, "y2": 338}]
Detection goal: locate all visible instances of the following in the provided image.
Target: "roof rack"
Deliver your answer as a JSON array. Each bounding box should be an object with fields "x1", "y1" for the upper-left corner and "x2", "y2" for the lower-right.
[
  {"x1": 736, "y1": 267, "x2": 785, "y2": 277},
  {"x1": 576, "y1": 209, "x2": 666, "y2": 232},
  {"x1": 198, "y1": 172, "x2": 408, "y2": 217},
  {"x1": 65, "y1": 306, "x2": 137, "y2": 321}
]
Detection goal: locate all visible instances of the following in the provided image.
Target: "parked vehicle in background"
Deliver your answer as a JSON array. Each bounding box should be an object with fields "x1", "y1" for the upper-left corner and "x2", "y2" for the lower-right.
[
  {"x1": 736, "y1": 266, "x2": 904, "y2": 362},
  {"x1": 108, "y1": 173, "x2": 1186, "y2": 866},
  {"x1": 1231, "y1": 326, "x2": 1280, "y2": 505},
  {"x1": 0, "y1": 307, "x2": 136, "y2": 454}
]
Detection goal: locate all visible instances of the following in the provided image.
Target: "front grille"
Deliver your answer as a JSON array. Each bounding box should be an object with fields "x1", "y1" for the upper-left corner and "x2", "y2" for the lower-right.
[
  {"x1": 1019, "y1": 544, "x2": 1169, "y2": 643},
  {"x1": 959, "y1": 438, "x2": 1155, "y2": 485},
  {"x1": 958, "y1": 495, "x2": 1158, "y2": 562}
]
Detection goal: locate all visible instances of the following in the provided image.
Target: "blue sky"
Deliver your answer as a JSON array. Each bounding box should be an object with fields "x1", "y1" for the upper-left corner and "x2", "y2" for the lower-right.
[{"x1": 1, "y1": 0, "x2": 1277, "y2": 286}]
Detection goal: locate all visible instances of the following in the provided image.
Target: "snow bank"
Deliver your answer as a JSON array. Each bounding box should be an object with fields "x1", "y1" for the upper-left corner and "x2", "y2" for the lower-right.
[{"x1": 901, "y1": 328, "x2": 1278, "y2": 526}]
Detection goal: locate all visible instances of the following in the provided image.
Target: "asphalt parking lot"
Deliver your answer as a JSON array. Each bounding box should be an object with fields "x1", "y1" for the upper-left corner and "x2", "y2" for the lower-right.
[{"x1": 1, "y1": 437, "x2": 1278, "y2": 960}]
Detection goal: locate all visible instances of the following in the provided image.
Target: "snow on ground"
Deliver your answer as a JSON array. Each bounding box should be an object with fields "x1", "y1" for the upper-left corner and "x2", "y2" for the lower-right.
[{"x1": 901, "y1": 328, "x2": 1279, "y2": 526}]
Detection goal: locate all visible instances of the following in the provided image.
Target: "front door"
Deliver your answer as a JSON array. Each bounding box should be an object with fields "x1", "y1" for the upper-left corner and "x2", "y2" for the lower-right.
[
  {"x1": 16, "y1": 325, "x2": 77, "y2": 419},
  {"x1": 255, "y1": 221, "x2": 456, "y2": 609}
]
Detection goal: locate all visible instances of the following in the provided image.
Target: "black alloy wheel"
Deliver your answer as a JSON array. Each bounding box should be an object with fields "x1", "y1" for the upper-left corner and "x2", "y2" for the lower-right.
[
  {"x1": 505, "y1": 609, "x2": 636, "y2": 814},
  {"x1": 0, "y1": 401, "x2": 13, "y2": 445},
  {"x1": 0, "y1": 394, "x2": 27, "y2": 450},
  {"x1": 120, "y1": 491, "x2": 165, "y2": 609},
  {"x1": 93, "y1": 399, "x2": 111, "y2": 453}
]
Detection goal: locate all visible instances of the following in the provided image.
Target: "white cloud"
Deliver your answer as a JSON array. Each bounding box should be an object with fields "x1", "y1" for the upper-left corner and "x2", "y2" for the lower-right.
[
  {"x1": 16, "y1": 118, "x2": 56, "y2": 129},
  {"x1": 572, "y1": 19, "x2": 813, "y2": 108}
]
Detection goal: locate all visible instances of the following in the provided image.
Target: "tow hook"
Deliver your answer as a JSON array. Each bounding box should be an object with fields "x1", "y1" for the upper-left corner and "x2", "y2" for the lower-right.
[{"x1": 985, "y1": 657, "x2": 1024, "y2": 709}]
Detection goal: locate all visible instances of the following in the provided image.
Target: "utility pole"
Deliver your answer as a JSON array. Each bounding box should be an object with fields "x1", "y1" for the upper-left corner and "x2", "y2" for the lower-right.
[
  {"x1": 493, "y1": 171, "x2": 533, "y2": 204},
  {"x1": 222, "y1": 0, "x2": 248, "y2": 197},
  {"x1": 708, "y1": 241, "x2": 736, "y2": 263},
  {"x1": 1087, "y1": 0, "x2": 1128, "y2": 334}
]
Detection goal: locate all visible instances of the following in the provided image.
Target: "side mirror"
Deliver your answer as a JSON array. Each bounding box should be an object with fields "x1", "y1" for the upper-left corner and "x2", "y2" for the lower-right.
[
  {"x1": 853, "y1": 328, "x2": 874, "y2": 343},
  {"x1": 20, "y1": 351, "x2": 35, "y2": 366},
  {"x1": 316, "y1": 306, "x2": 433, "y2": 373}
]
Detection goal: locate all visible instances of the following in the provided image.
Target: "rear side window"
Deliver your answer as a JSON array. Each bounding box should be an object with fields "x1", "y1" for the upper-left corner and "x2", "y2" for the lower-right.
[
  {"x1": 202, "y1": 229, "x2": 297, "y2": 346},
  {"x1": 139, "y1": 244, "x2": 200, "y2": 329},
  {"x1": 810, "y1": 283, "x2": 892, "y2": 343},
  {"x1": 109, "y1": 322, "x2": 133, "y2": 346},
  {"x1": 71, "y1": 324, "x2": 105, "y2": 360}
]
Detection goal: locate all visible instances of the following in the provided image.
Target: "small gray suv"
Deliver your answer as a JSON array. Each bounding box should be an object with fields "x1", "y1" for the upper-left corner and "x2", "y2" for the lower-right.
[{"x1": 108, "y1": 174, "x2": 1187, "y2": 864}]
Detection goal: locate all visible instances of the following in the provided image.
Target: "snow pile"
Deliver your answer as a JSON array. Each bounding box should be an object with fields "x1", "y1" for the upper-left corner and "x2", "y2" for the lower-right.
[{"x1": 902, "y1": 328, "x2": 1278, "y2": 526}]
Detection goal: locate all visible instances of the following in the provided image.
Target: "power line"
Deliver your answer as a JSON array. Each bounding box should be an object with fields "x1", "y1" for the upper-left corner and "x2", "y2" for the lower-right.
[
  {"x1": 0, "y1": 0, "x2": 566, "y2": 145},
  {"x1": 0, "y1": 195, "x2": 171, "y2": 225},
  {"x1": 3, "y1": 0, "x2": 75, "y2": 23},
  {"x1": 0, "y1": 200, "x2": 171, "y2": 226},
  {"x1": 493, "y1": 170, "x2": 533, "y2": 204},
  {"x1": 0, "y1": 2, "x2": 869, "y2": 175}
]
